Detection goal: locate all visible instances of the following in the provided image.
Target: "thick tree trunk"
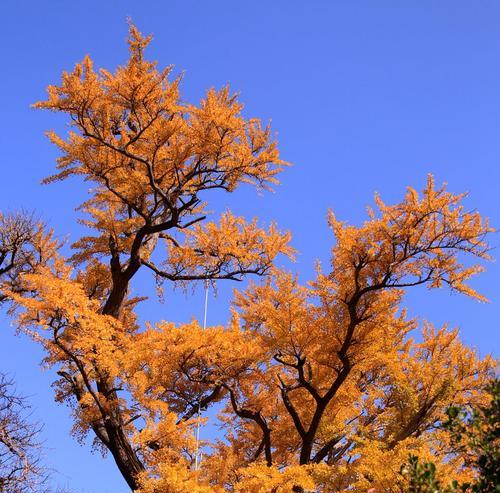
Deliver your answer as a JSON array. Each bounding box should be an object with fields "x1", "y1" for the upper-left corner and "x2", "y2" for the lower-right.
[
  {"x1": 96, "y1": 268, "x2": 146, "y2": 490},
  {"x1": 105, "y1": 423, "x2": 145, "y2": 491}
]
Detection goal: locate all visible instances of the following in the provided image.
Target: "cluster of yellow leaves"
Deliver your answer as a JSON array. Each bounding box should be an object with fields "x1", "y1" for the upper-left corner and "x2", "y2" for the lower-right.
[
  {"x1": 233, "y1": 463, "x2": 320, "y2": 493},
  {"x1": 1, "y1": 24, "x2": 295, "y2": 492},
  {"x1": 327, "y1": 175, "x2": 491, "y2": 302},
  {"x1": 160, "y1": 212, "x2": 294, "y2": 283},
  {"x1": 137, "y1": 463, "x2": 213, "y2": 493},
  {"x1": 33, "y1": 25, "x2": 287, "y2": 285},
  {"x1": 4, "y1": 268, "x2": 125, "y2": 441},
  {"x1": 26, "y1": 27, "x2": 294, "y2": 357},
  {"x1": 122, "y1": 319, "x2": 256, "y2": 416},
  {"x1": 13, "y1": 271, "x2": 121, "y2": 368}
]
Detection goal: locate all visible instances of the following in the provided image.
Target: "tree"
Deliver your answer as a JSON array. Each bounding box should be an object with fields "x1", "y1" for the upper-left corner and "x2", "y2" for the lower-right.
[
  {"x1": 399, "y1": 455, "x2": 459, "y2": 493},
  {"x1": 443, "y1": 378, "x2": 499, "y2": 493},
  {"x1": 0, "y1": 24, "x2": 495, "y2": 493},
  {"x1": 1, "y1": 24, "x2": 290, "y2": 492},
  {"x1": 0, "y1": 373, "x2": 47, "y2": 493}
]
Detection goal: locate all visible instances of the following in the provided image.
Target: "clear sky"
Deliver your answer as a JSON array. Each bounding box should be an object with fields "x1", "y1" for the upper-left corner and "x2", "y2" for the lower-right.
[{"x1": 1, "y1": 1, "x2": 499, "y2": 491}]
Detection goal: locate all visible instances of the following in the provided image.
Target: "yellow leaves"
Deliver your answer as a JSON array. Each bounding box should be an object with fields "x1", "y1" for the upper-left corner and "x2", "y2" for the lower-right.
[
  {"x1": 216, "y1": 178, "x2": 494, "y2": 492},
  {"x1": 234, "y1": 271, "x2": 315, "y2": 358},
  {"x1": 127, "y1": 22, "x2": 153, "y2": 64},
  {"x1": 447, "y1": 264, "x2": 488, "y2": 302},
  {"x1": 134, "y1": 401, "x2": 191, "y2": 456},
  {"x1": 192, "y1": 87, "x2": 244, "y2": 133},
  {"x1": 328, "y1": 175, "x2": 492, "y2": 305},
  {"x1": 187, "y1": 87, "x2": 286, "y2": 191},
  {"x1": 373, "y1": 322, "x2": 494, "y2": 452},
  {"x1": 5, "y1": 265, "x2": 125, "y2": 376},
  {"x1": 34, "y1": 23, "x2": 289, "y2": 308},
  {"x1": 34, "y1": 21, "x2": 285, "y2": 217},
  {"x1": 407, "y1": 323, "x2": 494, "y2": 399},
  {"x1": 235, "y1": 464, "x2": 316, "y2": 493},
  {"x1": 158, "y1": 211, "x2": 293, "y2": 283},
  {"x1": 232, "y1": 463, "x2": 347, "y2": 493},
  {"x1": 34, "y1": 54, "x2": 102, "y2": 119},
  {"x1": 351, "y1": 438, "x2": 423, "y2": 492},
  {"x1": 5, "y1": 174, "x2": 488, "y2": 491},
  {"x1": 138, "y1": 461, "x2": 214, "y2": 493},
  {"x1": 123, "y1": 319, "x2": 258, "y2": 415}
]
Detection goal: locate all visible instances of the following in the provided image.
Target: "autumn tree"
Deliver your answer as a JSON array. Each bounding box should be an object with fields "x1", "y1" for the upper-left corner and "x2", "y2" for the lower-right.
[
  {"x1": 0, "y1": 24, "x2": 496, "y2": 493},
  {"x1": 0, "y1": 24, "x2": 290, "y2": 492}
]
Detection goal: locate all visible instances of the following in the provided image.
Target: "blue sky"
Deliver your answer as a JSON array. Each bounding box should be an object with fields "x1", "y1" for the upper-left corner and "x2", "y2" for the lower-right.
[{"x1": 1, "y1": 1, "x2": 499, "y2": 491}]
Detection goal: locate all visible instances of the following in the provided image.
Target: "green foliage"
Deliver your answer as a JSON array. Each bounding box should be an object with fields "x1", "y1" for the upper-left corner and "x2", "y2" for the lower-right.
[
  {"x1": 444, "y1": 379, "x2": 500, "y2": 493},
  {"x1": 400, "y1": 455, "x2": 459, "y2": 493},
  {"x1": 401, "y1": 379, "x2": 499, "y2": 493}
]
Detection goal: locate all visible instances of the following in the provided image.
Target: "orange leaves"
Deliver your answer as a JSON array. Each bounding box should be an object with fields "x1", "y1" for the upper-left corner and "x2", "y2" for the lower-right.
[
  {"x1": 188, "y1": 87, "x2": 285, "y2": 191},
  {"x1": 328, "y1": 175, "x2": 492, "y2": 304},
  {"x1": 34, "y1": 24, "x2": 285, "y2": 240},
  {"x1": 2, "y1": 155, "x2": 495, "y2": 493},
  {"x1": 6, "y1": 266, "x2": 124, "y2": 373},
  {"x1": 217, "y1": 177, "x2": 494, "y2": 489},
  {"x1": 406, "y1": 179, "x2": 492, "y2": 298},
  {"x1": 234, "y1": 272, "x2": 317, "y2": 360},
  {"x1": 126, "y1": 22, "x2": 153, "y2": 65},
  {"x1": 233, "y1": 463, "x2": 317, "y2": 492},
  {"x1": 16, "y1": 25, "x2": 296, "y2": 490},
  {"x1": 123, "y1": 320, "x2": 255, "y2": 415},
  {"x1": 399, "y1": 323, "x2": 494, "y2": 408},
  {"x1": 34, "y1": 24, "x2": 290, "y2": 323},
  {"x1": 150, "y1": 211, "x2": 293, "y2": 283}
]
